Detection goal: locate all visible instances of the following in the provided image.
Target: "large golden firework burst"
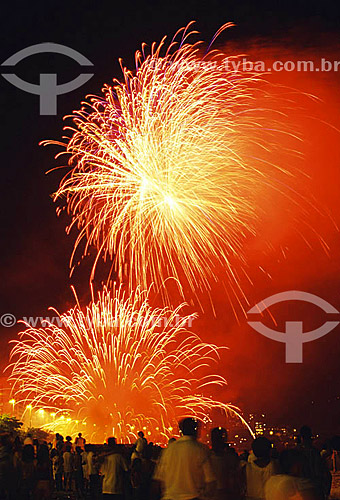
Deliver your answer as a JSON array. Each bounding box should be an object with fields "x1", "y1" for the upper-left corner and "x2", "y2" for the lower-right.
[{"x1": 45, "y1": 23, "x2": 299, "y2": 308}]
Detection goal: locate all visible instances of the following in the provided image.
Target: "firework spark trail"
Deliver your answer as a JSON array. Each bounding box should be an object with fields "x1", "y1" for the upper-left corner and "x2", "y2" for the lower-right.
[
  {"x1": 7, "y1": 286, "x2": 253, "y2": 443},
  {"x1": 43, "y1": 23, "x2": 301, "y2": 310}
]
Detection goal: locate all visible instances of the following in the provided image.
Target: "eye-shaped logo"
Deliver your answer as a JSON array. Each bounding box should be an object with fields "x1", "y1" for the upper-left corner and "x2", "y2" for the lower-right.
[
  {"x1": 247, "y1": 291, "x2": 339, "y2": 363},
  {"x1": 1, "y1": 43, "x2": 94, "y2": 115}
]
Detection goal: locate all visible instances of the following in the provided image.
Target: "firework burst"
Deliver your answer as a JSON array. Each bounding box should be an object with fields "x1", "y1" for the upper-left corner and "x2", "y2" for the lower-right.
[
  {"x1": 7, "y1": 286, "x2": 252, "y2": 443},
  {"x1": 45, "y1": 23, "x2": 298, "y2": 308}
]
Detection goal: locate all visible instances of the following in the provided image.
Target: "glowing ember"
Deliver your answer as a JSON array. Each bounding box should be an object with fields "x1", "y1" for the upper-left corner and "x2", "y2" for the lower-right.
[{"x1": 7, "y1": 286, "x2": 253, "y2": 443}]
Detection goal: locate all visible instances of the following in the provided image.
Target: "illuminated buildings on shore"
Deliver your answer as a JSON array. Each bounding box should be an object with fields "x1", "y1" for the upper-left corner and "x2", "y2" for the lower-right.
[{"x1": 225, "y1": 413, "x2": 300, "y2": 451}]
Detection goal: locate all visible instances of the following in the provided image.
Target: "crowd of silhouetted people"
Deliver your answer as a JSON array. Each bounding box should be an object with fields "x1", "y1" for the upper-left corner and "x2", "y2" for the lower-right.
[{"x1": 0, "y1": 420, "x2": 338, "y2": 500}]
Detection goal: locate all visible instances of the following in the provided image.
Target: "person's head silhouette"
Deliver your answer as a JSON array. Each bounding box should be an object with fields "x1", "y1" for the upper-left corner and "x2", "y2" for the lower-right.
[
  {"x1": 252, "y1": 437, "x2": 271, "y2": 459},
  {"x1": 299, "y1": 425, "x2": 313, "y2": 444},
  {"x1": 179, "y1": 418, "x2": 199, "y2": 438},
  {"x1": 211, "y1": 426, "x2": 227, "y2": 453},
  {"x1": 107, "y1": 437, "x2": 117, "y2": 449}
]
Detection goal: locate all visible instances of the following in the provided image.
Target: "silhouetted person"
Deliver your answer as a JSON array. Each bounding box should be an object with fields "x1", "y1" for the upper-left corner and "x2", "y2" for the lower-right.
[
  {"x1": 81, "y1": 445, "x2": 89, "y2": 491},
  {"x1": 0, "y1": 435, "x2": 11, "y2": 499},
  {"x1": 265, "y1": 448, "x2": 322, "y2": 500},
  {"x1": 75, "y1": 432, "x2": 86, "y2": 450},
  {"x1": 35, "y1": 443, "x2": 51, "y2": 500},
  {"x1": 140, "y1": 443, "x2": 156, "y2": 499},
  {"x1": 132, "y1": 431, "x2": 147, "y2": 462},
  {"x1": 21, "y1": 444, "x2": 35, "y2": 500},
  {"x1": 63, "y1": 443, "x2": 73, "y2": 491},
  {"x1": 12, "y1": 436, "x2": 22, "y2": 497},
  {"x1": 298, "y1": 426, "x2": 330, "y2": 499},
  {"x1": 51, "y1": 448, "x2": 63, "y2": 492},
  {"x1": 56, "y1": 434, "x2": 64, "y2": 453},
  {"x1": 74, "y1": 445, "x2": 85, "y2": 498},
  {"x1": 63, "y1": 435, "x2": 73, "y2": 452},
  {"x1": 87, "y1": 444, "x2": 100, "y2": 499},
  {"x1": 210, "y1": 427, "x2": 242, "y2": 500},
  {"x1": 153, "y1": 417, "x2": 216, "y2": 500},
  {"x1": 131, "y1": 458, "x2": 143, "y2": 500}
]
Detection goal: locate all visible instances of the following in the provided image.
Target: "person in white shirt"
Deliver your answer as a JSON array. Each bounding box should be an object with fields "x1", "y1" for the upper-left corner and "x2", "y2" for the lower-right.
[
  {"x1": 265, "y1": 448, "x2": 321, "y2": 500},
  {"x1": 153, "y1": 417, "x2": 216, "y2": 500},
  {"x1": 131, "y1": 431, "x2": 147, "y2": 462},
  {"x1": 99, "y1": 437, "x2": 128, "y2": 499},
  {"x1": 246, "y1": 437, "x2": 277, "y2": 500}
]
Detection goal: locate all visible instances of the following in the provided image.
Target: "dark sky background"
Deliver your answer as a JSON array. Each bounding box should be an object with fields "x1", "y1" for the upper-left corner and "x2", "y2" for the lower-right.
[{"x1": 1, "y1": 0, "x2": 340, "y2": 435}]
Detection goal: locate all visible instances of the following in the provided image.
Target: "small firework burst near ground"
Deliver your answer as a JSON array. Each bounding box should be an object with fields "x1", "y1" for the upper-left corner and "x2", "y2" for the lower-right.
[{"x1": 7, "y1": 286, "x2": 252, "y2": 443}]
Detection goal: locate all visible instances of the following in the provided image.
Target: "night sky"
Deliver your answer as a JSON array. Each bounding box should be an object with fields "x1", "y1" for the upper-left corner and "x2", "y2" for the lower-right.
[{"x1": 1, "y1": 0, "x2": 340, "y2": 435}]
